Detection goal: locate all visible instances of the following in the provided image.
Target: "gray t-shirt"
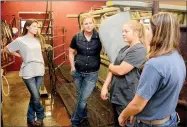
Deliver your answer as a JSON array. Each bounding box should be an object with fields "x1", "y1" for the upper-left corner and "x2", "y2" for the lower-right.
[
  {"x1": 110, "y1": 43, "x2": 146, "y2": 106},
  {"x1": 136, "y1": 50, "x2": 186, "y2": 121},
  {"x1": 7, "y1": 35, "x2": 45, "y2": 79}
]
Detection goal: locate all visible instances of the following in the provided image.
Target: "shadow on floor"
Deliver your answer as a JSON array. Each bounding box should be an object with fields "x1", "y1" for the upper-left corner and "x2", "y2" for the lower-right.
[{"x1": 2, "y1": 71, "x2": 71, "y2": 127}]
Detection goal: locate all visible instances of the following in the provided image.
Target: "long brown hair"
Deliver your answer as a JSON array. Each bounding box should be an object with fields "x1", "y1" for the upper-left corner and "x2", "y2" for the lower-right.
[
  {"x1": 148, "y1": 12, "x2": 180, "y2": 58},
  {"x1": 22, "y1": 19, "x2": 45, "y2": 51},
  {"x1": 124, "y1": 20, "x2": 146, "y2": 47}
]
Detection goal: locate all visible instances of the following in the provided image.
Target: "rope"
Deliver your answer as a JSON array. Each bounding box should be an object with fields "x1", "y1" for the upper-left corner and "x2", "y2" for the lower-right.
[{"x1": 2, "y1": 75, "x2": 10, "y2": 96}]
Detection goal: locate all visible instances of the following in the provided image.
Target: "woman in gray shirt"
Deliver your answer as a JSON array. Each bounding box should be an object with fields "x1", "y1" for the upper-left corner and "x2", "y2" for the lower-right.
[
  {"x1": 101, "y1": 20, "x2": 147, "y2": 127},
  {"x1": 2, "y1": 19, "x2": 45, "y2": 127},
  {"x1": 119, "y1": 12, "x2": 186, "y2": 127}
]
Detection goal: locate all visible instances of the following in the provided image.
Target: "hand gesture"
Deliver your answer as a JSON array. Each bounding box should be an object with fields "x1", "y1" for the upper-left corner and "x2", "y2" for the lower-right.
[{"x1": 100, "y1": 85, "x2": 108, "y2": 100}]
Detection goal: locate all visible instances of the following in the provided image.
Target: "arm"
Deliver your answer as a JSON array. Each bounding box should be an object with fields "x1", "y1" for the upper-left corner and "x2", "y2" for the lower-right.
[
  {"x1": 118, "y1": 94, "x2": 148, "y2": 126},
  {"x1": 2, "y1": 46, "x2": 21, "y2": 57},
  {"x1": 1, "y1": 46, "x2": 10, "y2": 54},
  {"x1": 103, "y1": 71, "x2": 113, "y2": 89},
  {"x1": 109, "y1": 47, "x2": 146, "y2": 76},
  {"x1": 69, "y1": 47, "x2": 77, "y2": 71},
  {"x1": 118, "y1": 64, "x2": 161, "y2": 126},
  {"x1": 2, "y1": 38, "x2": 21, "y2": 57},
  {"x1": 11, "y1": 52, "x2": 21, "y2": 57},
  {"x1": 69, "y1": 35, "x2": 77, "y2": 72},
  {"x1": 109, "y1": 61, "x2": 134, "y2": 76},
  {"x1": 101, "y1": 71, "x2": 113, "y2": 100}
]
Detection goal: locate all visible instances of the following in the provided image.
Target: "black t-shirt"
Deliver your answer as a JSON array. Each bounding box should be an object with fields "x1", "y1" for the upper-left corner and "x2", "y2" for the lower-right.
[{"x1": 70, "y1": 35, "x2": 77, "y2": 49}]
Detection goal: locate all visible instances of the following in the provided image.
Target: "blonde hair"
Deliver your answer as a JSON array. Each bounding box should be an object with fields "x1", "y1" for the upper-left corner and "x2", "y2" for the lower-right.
[
  {"x1": 79, "y1": 14, "x2": 95, "y2": 31},
  {"x1": 148, "y1": 12, "x2": 180, "y2": 58},
  {"x1": 124, "y1": 20, "x2": 146, "y2": 46},
  {"x1": 22, "y1": 19, "x2": 45, "y2": 51}
]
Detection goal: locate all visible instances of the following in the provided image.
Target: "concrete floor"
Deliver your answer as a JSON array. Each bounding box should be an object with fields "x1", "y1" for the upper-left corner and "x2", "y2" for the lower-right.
[
  {"x1": 2, "y1": 70, "x2": 186, "y2": 127},
  {"x1": 2, "y1": 71, "x2": 71, "y2": 127}
]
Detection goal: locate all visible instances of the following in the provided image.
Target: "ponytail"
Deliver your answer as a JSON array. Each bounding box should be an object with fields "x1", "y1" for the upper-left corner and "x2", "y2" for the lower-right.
[{"x1": 124, "y1": 20, "x2": 146, "y2": 47}]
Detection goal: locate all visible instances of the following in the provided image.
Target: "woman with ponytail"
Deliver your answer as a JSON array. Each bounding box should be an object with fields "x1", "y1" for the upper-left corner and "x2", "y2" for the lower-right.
[
  {"x1": 100, "y1": 20, "x2": 147, "y2": 127},
  {"x1": 2, "y1": 19, "x2": 45, "y2": 127}
]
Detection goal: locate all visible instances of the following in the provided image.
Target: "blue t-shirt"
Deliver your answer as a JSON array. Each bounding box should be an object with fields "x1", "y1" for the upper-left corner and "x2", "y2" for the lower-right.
[{"x1": 136, "y1": 50, "x2": 186, "y2": 120}]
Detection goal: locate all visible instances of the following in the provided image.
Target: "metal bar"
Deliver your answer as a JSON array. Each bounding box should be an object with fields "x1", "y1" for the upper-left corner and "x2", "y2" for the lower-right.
[
  {"x1": 55, "y1": 61, "x2": 66, "y2": 70},
  {"x1": 53, "y1": 52, "x2": 65, "y2": 60},
  {"x1": 19, "y1": 12, "x2": 48, "y2": 14},
  {"x1": 21, "y1": 19, "x2": 51, "y2": 21},
  {"x1": 2, "y1": 60, "x2": 15, "y2": 68},
  {"x1": 53, "y1": 43, "x2": 65, "y2": 49},
  {"x1": 49, "y1": 35, "x2": 65, "y2": 39},
  {"x1": 38, "y1": 26, "x2": 52, "y2": 28},
  {"x1": 66, "y1": 14, "x2": 78, "y2": 18}
]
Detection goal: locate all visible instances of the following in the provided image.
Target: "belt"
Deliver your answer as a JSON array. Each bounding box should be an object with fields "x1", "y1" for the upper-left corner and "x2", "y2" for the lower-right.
[{"x1": 137, "y1": 116, "x2": 170, "y2": 125}]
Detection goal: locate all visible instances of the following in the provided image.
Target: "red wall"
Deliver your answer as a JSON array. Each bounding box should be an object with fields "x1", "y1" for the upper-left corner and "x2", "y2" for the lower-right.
[{"x1": 1, "y1": 1, "x2": 105, "y2": 71}]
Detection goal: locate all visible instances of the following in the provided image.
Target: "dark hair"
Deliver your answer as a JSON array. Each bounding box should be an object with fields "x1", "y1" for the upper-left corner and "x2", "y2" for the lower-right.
[
  {"x1": 22, "y1": 19, "x2": 38, "y2": 36},
  {"x1": 22, "y1": 19, "x2": 45, "y2": 51}
]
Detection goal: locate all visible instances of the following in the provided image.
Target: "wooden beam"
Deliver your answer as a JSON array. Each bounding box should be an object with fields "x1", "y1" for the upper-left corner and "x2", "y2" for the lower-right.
[
  {"x1": 152, "y1": 1, "x2": 159, "y2": 15},
  {"x1": 106, "y1": 1, "x2": 186, "y2": 12},
  {"x1": 66, "y1": 14, "x2": 78, "y2": 18},
  {"x1": 67, "y1": 7, "x2": 130, "y2": 18}
]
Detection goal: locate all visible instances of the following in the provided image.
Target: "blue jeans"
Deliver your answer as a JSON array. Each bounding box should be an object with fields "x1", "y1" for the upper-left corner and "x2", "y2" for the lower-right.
[
  {"x1": 135, "y1": 112, "x2": 180, "y2": 127},
  {"x1": 70, "y1": 71, "x2": 98, "y2": 125},
  {"x1": 23, "y1": 76, "x2": 44, "y2": 123}
]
